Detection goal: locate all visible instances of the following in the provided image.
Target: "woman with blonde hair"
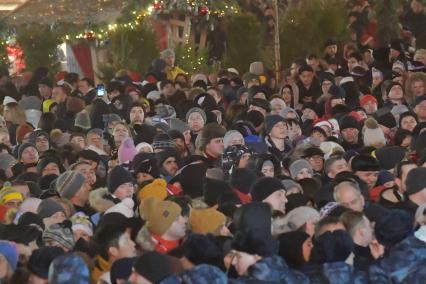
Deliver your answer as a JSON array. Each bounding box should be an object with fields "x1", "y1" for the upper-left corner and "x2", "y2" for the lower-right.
[
  {"x1": 2, "y1": 102, "x2": 26, "y2": 145},
  {"x1": 405, "y1": 72, "x2": 426, "y2": 105}
]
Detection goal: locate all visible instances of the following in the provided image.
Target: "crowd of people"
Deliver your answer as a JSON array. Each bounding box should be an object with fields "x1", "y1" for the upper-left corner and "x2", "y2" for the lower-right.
[{"x1": 1, "y1": 2, "x2": 426, "y2": 283}]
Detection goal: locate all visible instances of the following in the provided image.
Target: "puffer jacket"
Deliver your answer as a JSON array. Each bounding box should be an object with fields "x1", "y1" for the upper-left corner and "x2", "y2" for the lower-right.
[
  {"x1": 302, "y1": 261, "x2": 367, "y2": 284},
  {"x1": 369, "y1": 235, "x2": 426, "y2": 283},
  {"x1": 230, "y1": 255, "x2": 310, "y2": 284}
]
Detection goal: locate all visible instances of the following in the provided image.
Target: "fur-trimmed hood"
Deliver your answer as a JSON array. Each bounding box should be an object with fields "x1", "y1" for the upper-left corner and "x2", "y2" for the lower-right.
[
  {"x1": 136, "y1": 225, "x2": 156, "y2": 252},
  {"x1": 89, "y1": 187, "x2": 115, "y2": 213}
]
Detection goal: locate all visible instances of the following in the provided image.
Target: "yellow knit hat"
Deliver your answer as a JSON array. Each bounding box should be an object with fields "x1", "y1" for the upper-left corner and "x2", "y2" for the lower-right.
[
  {"x1": 139, "y1": 197, "x2": 181, "y2": 236},
  {"x1": 42, "y1": 99, "x2": 56, "y2": 113},
  {"x1": 137, "y1": 179, "x2": 168, "y2": 202},
  {"x1": 189, "y1": 207, "x2": 226, "y2": 235}
]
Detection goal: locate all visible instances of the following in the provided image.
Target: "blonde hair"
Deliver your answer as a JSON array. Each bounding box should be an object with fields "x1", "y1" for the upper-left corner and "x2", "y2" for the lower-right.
[{"x1": 3, "y1": 102, "x2": 26, "y2": 125}]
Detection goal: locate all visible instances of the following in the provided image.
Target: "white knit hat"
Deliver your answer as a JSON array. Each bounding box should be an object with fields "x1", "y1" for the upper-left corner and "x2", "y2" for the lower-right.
[{"x1": 104, "y1": 198, "x2": 135, "y2": 218}]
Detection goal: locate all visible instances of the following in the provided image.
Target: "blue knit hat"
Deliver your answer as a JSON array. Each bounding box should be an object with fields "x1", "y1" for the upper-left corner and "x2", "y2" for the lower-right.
[{"x1": 48, "y1": 253, "x2": 89, "y2": 284}]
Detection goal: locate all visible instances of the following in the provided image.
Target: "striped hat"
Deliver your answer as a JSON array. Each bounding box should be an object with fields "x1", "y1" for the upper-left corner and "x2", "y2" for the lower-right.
[{"x1": 55, "y1": 171, "x2": 85, "y2": 199}]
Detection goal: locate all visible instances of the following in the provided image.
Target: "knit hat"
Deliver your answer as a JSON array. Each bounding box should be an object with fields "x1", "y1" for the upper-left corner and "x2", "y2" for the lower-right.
[
  {"x1": 37, "y1": 198, "x2": 65, "y2": 219},
  {"x1": 278, "y1": 231, "x2": 310, "y2": 269},
  {"x1": 363, "y1": 118, "x2": 386, "y2": 148},
  {"x1": 189, "y1": 207, "x2": 226, "y2": 234},
  {"x1": 223, "y1": 130, "x2": 245, "y2": 148},
  {"x1": 264, "y1": 114, "x2": 286, "y2": 135},
  {"x1": 203, "y1": 178, "x2": 232, "y2": 206},
  {"x1": 329, "y1": 85, "x2": 346, "y2": 99},
  {"x1": 289, "y1": 159, "x2": 313, "y2": 179},
  {"x1": 197, "y1": 123, "x2": 226, "y2": 151},
  {"x1": 16, "y1": 123, "x2": 34, "y2": 144},
  {"x1": 133, "y1": 251, "x2": 173, "y2": 283},
  {"x1": 55, "y1": 171, "x2": 85, "y2": 199},
  {"x1": 36, "y1": 156, "x2": 63, "y2": 175},
  {"x1": 281, "y1": 179, "x2": 303, "y2": 192},
  {"x1": 320, "y1": 141, "x2": 345, "y2": 160},
  {"x1": 169, "y1": 118, "x2": 190, "y2": 134},
  {"x1": 406, "y1": 167, "x2": 426, "y2": 195},
  {"x1": 27, "y1": 246, "x2": 65, "y2": 279},
  {"x1": 376, "y1": 111, "x2": 396, "y2": 129},
  {"x1": 375, "y1": 146, "x2": 406, "y2": 170},
  {"x1": 280, "y1": 206, "x2": 320, "y2": 233},
  {"x1": 339, "y1": 115, "x2": 359, "y2": 131},
  {"x1": 48, "y1": 253, "x2": 90, "y2": 284},
  {"x1": 303, "y1": 147, "x2": 324, "y2": 159},
  {"x1": 0, "y1": 241, "x2": 18, "y2": 271},
  {"x1": 42, "y1": 99, "x2": 56, "y2": 113},
  {"x1": 19, "y1": 96, "x2": 42, "y2": 111},
  {"x1": 74, "y1": 110, "x2": 91, "y2": 130},
  {"x1": 152, "y1": 133, "x2": 175, "y2": 151},
  {"x1": 251, "y1": 177, "x2": 285, "y2": 201},
  {"x1": 359, "y1": 95, "x2": 377, "y2": 107},
  {"x1": 139, "y1": 197, "x2": 182, "y2": 235},
  {"x1": 118, "y1": 137, "x2": 137, "y2": 164},
  {"x1": 0, "y1": 188, "x2": 23, "y2": 205},
  {"x1": 105, "y1": 198, "x2": 135, "y2": 218},
  {"x1": 18, "y1": 142, "x2": 37, "y2": 162},
  {"x1": 43, "y1": 221, "x2": 75, "y2": 250},
  {"x1": 155, "y1": 149, "x2": 179, "y2": 168},
  {"x1": 110, "y1": 257, "x2": 136, "y2": 284},
  {"x1": 351, "y1": 154, "x2": 380, "y2": 172},
  {"x1": 374, "y1": 209, "x2": 414, "y2": 247},
  {"x1": 28, "y1": 129, "x2": 49, "y2": 145},
  {"x1": 186, "y1": 107, "x2": 207, "y2": 123},
  {"x1": 137, "y1": 179, "x2": 168, "y2": 201},
  {"x1": 310, "y1": 230, "x2": 354, "y2": 264},
  {"x1": 107, "y1": 166, "x2": 134, "y2": 194},
  {"x1": 0, "y1": 153, "x2": 16, "y2": 171},
  {"x1": 70, "y1": 212, "x2": 93, "y2": 237}
]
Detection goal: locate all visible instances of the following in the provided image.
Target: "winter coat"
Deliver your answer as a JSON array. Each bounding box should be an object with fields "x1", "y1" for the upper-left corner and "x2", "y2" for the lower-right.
[
  {"x1": 302, "y1": 261, "x2": 367, "y2": 284},
  {"x1": 368, "y1": 235, "x2": 426, "y2": 283},
  {"x1": 88, "y1": 187, "x2": 115, "y2": 213},
  {"x1": 230, "y1": 256, "x2": 310, "y2": 284},
  {"x1": 162, "y1": 264, "x2": 228, "y2": 284}
]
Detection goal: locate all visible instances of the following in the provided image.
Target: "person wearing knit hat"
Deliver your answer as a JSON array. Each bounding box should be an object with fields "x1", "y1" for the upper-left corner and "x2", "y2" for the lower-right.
[
  {"x1": 203, "y1": 177, "x2": 232, "y2": 206},
  {"x1": 107, "y1": 165, "x2": 135, "y2": 202},
  {"x1": 339, "y1": 115, "x2": 361, "y2": 150},
  {"x1": 231, "y1": 168, "x2": 257, "y2": 204},
  {"x1": 197, "y1": 123, "x2": 226, "y2": 160},
  {"x1": 360, "y1": 95, "x2": 378, "y2": 115},
  {"x1": 280, "y1": 206, "x2": 320, "y2": 235},
  {"x1": 0, "y1": 241, "x2": 18, "y2": 280},
  {"x1": 27, "y1": 246, "x2": 65, "y2": 283},
  {"x1": 74, "y1": 110, "x2": 91, "y2": 131},
  {"x1": 43, "y1": 221, "x2": 75, "y2": 252},
  {"x1": 189, "y1": 207, "x2": 227, "y2": 235},
  {"x1": 28, "y1": 130, "x2": 50, "y2": 154},
  {"x1": 36, "y1": 156, "x2": 63, "y2": 177},
  {"x1": 264, "y1": 114, "x2": 285, "y2": 135},
  {"x1": 186, "y1": 107, "x2": 207, "y2": 135},
  {"x1": 55, "y1": 171, "x2": 90, "y2": 214},
  {"x1": 15, "y1": 123, "x2": 34, "y2": 145},
  {"x1": 223, "y1": 130, "x2": 245, "y2": 148},
  {"x1": 129, "y1": 251, "x2": 173, "y2": 283},
  {"x1": 152, "y1": 133, "x2": 175, "y2": 152},
  {"x1": 303, "y1": 147, "x2": 325, "y2": 174},
  {"x1": 18, "y1": 142, "x2": 39, "y2": 165},
  {"x1": 133, "y1": 154, "x2": 160, "y2": 186},
  {"x1": 70, "y1": 212, "x2": 93, "y2": 242},
  {"x1": 251, "y1": 177, "x2": 287, "y2": 213},
  {"x1": 137, "y1": 178, "x2": 168, "y2": 202},
  {"x1": 397, "y1": 167, "x2": 426, "y2": 216},
  {"x1": 0, "y1": 153, "x2": 16, "y2": 179},
  {"x1": 385, "y1": 81, "x2": 405, "y2": 105},
  {"x1": 169, "y1": 118, "x2": 190, "y2": 134},
  {"x1": 363, "y1": 118, "x2": 386, "y2": 148},
  {"x1": 155, "y1": 149, "x2": 179, "y2": 182},
  {"x1": 374, "y1": 209, "x2": 413, "y2": 248},
  {"x1": 37, "y1": 198, "x2": 66, "y2": 227},
  {"x1": 138, "y1": 197, "x2": 187, "y2": 253},
  {"x1": 278, "y1": 231, "x2": 311, "y2": 269},
  {"x1": 289, "y1": 159, "x2": 314, "y2": 181},
  {"x1": 117, "y1": 137, "x2": 137, "y2": 165},
  {"x1": 309, "y1": 230, "x2": 354, "y2": 265}
]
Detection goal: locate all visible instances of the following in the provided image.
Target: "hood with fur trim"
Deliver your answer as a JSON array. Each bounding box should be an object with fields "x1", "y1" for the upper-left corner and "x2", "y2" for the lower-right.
[
  {"x1": 136, "y1": 225, "x2": 156, "y2": 252},
  {"x1": 89, "y1": 187, "x2": 115, "y2": 213}
]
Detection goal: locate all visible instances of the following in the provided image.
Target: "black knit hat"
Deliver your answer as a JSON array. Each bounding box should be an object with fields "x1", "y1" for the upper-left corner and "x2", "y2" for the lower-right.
[
  {"x1": 27, "y1": 246, "x2": 64, "y2": 279},
  {"x1": 155, "y1": 149, "x2": 179, "y2": 168},
  {"x1": 249, "y1": 98, "x2": 271, "y2": 113},
  {"x1": 232, "y1": 230, "x2": 275, "y2": 257},
  {"x1": 339, "y1": 115, "x2": 359, "y2": 131},
  {"x1": 107, "y1": 166, "x2": 135, "y2": 194},
  {"x1": 251, "y1": 177, "x2": 285, "y2": 201},
  {"x1": 351, "y1": 155, "x2": 380, "y2": 172},
  {"x1": 375, "y1": 111, "x2": 397, "y2": 129},
  {"x1": 264, "y1": 115, "x2": 286, "y2": 135},
  {"x1": 303, "y1": 147, "x2": 324, "y2": 158},
  {"x1": 375, "y1": 146, "x2": 406, "y2": 170},
  {"x1": 278, "y1": 231, "x2": 310, "y2": 269},
  {"x1": 231, "y1": 168, "x2": 258, "y2": 194},
  {"x1": 17, "y1": 142, "x2": 37, "y2": 161},
  {"x1": 310, "y1": 230, "x2": 354, "y2": 264},
  {"x1": 134, "y1": 157, "x2": 160, "y2": 178},
  {"x1": 203, "y1": 178, "x2": 232, "y2": 207},
  {"x1": 77, "y1": 149, "x2": 101, "y2": 164},
  {"x1": 152, "y1": 133, "x2": 175, "y2": 151},
  {"x1": 374, "y1": 209, "x2": 413, "y2": 247},
  {"x1": 110, "y1": 257, "x2": 136, "y2": 284},
  {"x1": 329, "y1": 85, "x2": 346, "y2": 99},
  {"x1": 406, "y1": 167, "x2": 426, "y2": 195},
  {"x1": 36, "y1": 156, "x2": 63, "y2": 175},
  {"x1": 133, "y1": 251, "x2": 173, "y2": 283}
]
